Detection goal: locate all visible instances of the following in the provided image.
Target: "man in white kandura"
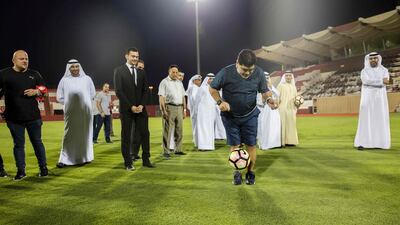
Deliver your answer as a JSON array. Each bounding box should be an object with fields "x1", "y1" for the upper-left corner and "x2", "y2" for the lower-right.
[
  {"x1": 215, "y1": 105, "x2": 227, "y2": 140},
  {"x1": 257, "y1": 72, "x2": 281, "y2": 149},
  {"x1": 193, "y1": 73, "x2": 225, "y2": 151},
  {"x1": 56, "y1": 59, "x2": 96, "y2": 167},
  {"x1": 277, "y1": 72, "x2": 299, "y2": 147},
  {"x1": 355, "y1": 52, "x2": 391, "y2": 150},
  {"x1": 186, "y1": 74, "x2": 202, "y2": 147},
  {"x1": 213, "y1": 74, "x2": 227, "y2": 141}
]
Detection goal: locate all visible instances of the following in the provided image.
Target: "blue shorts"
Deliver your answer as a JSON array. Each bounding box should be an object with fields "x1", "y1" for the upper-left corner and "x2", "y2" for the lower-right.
[{"x1": 221, "y1": 108, "x2": 260, "y2": 146}]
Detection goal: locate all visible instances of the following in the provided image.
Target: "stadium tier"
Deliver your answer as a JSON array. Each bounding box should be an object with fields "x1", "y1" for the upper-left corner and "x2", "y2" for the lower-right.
[
  {"x1": 267, "y1": 47, "x2": 400, "y2": 114},
  {"x1": 256, "y1": 6, "x2": 400, "y2": 67}
]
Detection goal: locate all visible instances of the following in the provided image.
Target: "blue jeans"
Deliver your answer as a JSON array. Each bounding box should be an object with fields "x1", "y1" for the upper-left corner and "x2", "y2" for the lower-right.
[
  {"x1": 93, "y1": 114, "x2": 111, "y2": 141},
  {"x1": 6, "y1": 119, "x2": 47, "y2": 169},
  {"x1": 93, "y1": 115, "x2": 98, "y2": 134}
]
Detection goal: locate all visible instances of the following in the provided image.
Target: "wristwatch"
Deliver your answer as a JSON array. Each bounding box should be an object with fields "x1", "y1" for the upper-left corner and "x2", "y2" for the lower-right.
[{"x1": 216, "y1": 99, "x2": 222, "y2": 105}]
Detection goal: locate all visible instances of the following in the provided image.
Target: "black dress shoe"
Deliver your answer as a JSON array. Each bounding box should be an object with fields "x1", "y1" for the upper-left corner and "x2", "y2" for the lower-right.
[
  {"x1": 175, "y1": 152, "x2": 186, "y2": 155},
  {"x1": 357, "y1": 146, "x2": 364, "y2": 150},
  {"x1": 133, "y1": 156, "x2": 141, "y2": 161},
  {"x1": 56, "y1": 163, "x2": 66, "y2": 168},
  {"x1": 143, "y1": 161, "x2": 155, "y2": 168}
]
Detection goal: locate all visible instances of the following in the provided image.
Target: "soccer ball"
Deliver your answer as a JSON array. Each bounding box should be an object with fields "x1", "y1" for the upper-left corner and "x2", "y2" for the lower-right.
[
  {"x1": 228, "y1": 148, "x2": 250, "y2": 170},
  {"x1": 294, "y1": 95, "x2": 304, "y2": 107}
]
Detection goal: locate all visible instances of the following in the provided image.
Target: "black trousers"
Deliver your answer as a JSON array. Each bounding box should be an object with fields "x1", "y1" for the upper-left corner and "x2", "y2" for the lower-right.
[
  {"x1": 120, "y1": 112, "x2": 150, "y2": 167},
  {"x1": 132, "y1": 129, "x2": 141, "y2": 158}
]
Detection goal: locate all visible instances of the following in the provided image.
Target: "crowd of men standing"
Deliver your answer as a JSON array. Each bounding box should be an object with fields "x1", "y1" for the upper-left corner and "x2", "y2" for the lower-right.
[{"x1": 0, "y1": 48, "x2": 392, "y2": 185}]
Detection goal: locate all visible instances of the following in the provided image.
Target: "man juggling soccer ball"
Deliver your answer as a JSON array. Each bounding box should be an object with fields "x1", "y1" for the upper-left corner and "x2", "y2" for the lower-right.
[{"x1": 209, "y1": 49, "x2": 277, "y2": 185}]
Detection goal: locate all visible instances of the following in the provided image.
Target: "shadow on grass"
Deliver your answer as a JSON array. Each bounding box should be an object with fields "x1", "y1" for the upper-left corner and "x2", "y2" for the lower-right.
[
  {"x1": 284, "y1": 147, "x2": 400, "y2": 191},
  {"x1": 255, "y1": 151, "x2": 284, "y2": 176},
  {"x1": 237, "y1": 187, "x2": 292, "y2": 225},
  {"x1": 23, "y1": 151, "x2": 222, "y2": 224},
  {"x1": 6, "y1": 203, "x2": 98, "y2": 225},
  {"x1": 1, "y1": 183, "x2": 34, "y2": 190}
]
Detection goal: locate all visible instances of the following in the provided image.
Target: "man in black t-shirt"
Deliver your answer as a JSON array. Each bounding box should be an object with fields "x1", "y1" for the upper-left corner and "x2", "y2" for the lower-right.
[
  {"x1": 209, "y1": 49, "x2": 277, "y2": 185},
  {"x1": 0, "y1": 50, "x2": 48, "y2": 180}
]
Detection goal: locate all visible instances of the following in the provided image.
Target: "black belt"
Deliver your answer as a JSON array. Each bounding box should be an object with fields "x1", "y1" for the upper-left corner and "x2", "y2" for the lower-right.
[{"x1": 167, "y1": 103, "x2": 183, "y2": 106}]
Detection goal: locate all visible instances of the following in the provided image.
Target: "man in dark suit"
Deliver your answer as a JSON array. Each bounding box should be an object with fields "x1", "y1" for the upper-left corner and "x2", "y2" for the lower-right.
[
  {"x1": 114, "y1": 47, "x2": 154, "y2": 170},
  {"x1": 132, "y1": 59, "x2": 145, "y2": 161}
]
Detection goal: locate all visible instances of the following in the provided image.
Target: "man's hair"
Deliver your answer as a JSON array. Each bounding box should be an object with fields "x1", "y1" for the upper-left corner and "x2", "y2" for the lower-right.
[
  {"x1": 138, "y1": 59, "x2": 144, "y2": 64},
  {"x1": 169, "y1": 64, "x2": 179, "y2": 71},
  {"x1": 237, "y1": 49, "x2": 257, "y2": 67},
  {"x1": 125, "y1": 47, "x2": 139, "y2": 55}
]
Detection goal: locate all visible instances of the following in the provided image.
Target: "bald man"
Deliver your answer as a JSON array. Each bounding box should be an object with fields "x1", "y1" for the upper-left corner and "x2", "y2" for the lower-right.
[{"x1": 0, "y1": 50, "x2": 48, "y2": 180}]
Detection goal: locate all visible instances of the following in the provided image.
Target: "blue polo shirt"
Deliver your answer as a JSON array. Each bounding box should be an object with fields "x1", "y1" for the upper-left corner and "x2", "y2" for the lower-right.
[{"x1": 210, "y1": 64, "x2": 269, "y2": 117}]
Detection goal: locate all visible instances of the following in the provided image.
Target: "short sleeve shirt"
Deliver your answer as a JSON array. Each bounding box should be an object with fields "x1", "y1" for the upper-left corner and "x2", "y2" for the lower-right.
[
  {"x1": 0, "y1": 67, "x2": 45, "y2": 122},
  {"x1": 96, "y1": 91, "x2": 112, "y2": 115},
  {"x1": 158, "y1": 76, "x2": 186, "y2": 105},
  {"x1": 210, "y1": 64, "x2": 269, "y2": 117}
]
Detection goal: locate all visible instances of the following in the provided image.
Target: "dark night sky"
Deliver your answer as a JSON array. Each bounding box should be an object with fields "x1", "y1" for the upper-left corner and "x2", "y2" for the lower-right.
[{"x1": 0, "y1": 0, "x2": 398, "y2": 88}]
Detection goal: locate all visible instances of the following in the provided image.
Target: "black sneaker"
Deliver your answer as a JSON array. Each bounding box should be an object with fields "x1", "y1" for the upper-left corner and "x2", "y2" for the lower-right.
[
  {"x1": 126, "y1": 165, "x2": 135, "y2": 171},
  {"x1": 0, "y1": 169, "x2": 8, "y2": 177},
  {"x1": 39, "y1": 166, "x2": 48, "y2": 177},
  {"x1": 133, "y1": 155, "x2": 141, "y2": 161},
  {"x1": 14, "y1": 169, "x2": 26, "y2": 181},
  {"x1": 357, "y1": 146, "x2": 364, "y2": 151},
  {"x1": 232, "y1": 171, "x2": 242, "y2": 185},
  {"x1": 106, "y1": 139, "x2": 113, "y2": 143},
  {"x1": 245, "y1": 171, "x2": 256, "y2": 185}
]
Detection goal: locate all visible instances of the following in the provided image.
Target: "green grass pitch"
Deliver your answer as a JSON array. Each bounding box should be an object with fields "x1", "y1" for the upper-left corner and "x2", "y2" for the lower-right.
[{"x1": 0, "y1": 114, "x2": 399, "y2": 225}]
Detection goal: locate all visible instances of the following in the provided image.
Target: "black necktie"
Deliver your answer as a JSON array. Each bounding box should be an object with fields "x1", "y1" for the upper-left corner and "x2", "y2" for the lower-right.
[{"x1": 131, "y1": 66, "x2": 137, "y2": 86}]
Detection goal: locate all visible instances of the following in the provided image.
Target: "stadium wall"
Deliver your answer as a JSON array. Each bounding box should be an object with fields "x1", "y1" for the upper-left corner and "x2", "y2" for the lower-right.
[{"x1": 314, "y1": 93, "x2": 400, "y2": 114}]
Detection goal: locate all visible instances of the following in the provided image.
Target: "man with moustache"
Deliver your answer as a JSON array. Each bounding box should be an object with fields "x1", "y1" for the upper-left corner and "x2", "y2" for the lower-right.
[
  {"x1": 354, "y1": 52, "x2": 391, "y2": 150},
  {"x1": 158, "y1": 65, "x2": 187, "y2": 159}
]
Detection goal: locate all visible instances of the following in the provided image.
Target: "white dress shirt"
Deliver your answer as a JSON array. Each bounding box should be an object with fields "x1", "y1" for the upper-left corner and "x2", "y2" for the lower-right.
[{"x1": 126, "y1": 63, "x2": 137, "y2": 85}]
